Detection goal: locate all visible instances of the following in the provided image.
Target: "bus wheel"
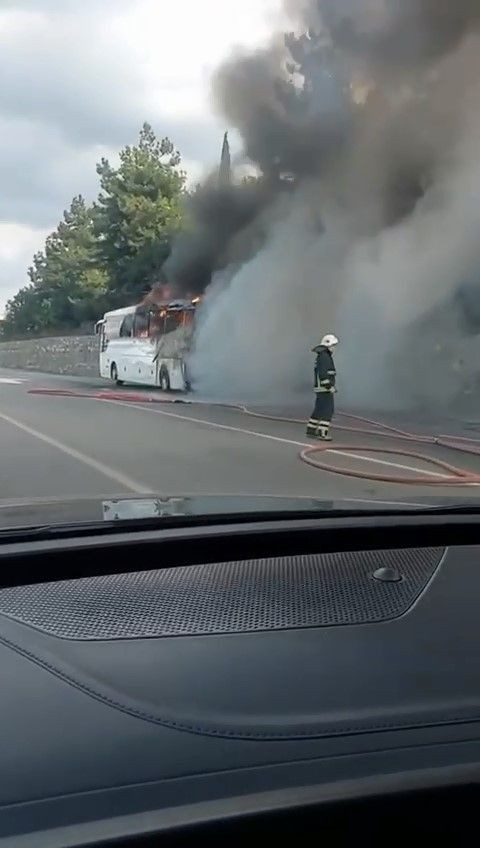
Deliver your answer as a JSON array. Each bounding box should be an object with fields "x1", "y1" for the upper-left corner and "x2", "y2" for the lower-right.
[
  {"x1": 111, "y1": 363, "x2": 124, "y2": 386},
  {"x1": 159, "y1": 366, "x2": 171, "y2": 392}
]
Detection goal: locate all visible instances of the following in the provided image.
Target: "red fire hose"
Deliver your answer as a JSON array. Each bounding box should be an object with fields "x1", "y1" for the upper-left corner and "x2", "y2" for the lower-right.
[
  {"x1": 28, "y1": 387, "x2": 480, "y2": 485},
  {"x1": 300, "y1": 442, "x2": 480, "y2": 485},
  {"x1": 235, "y1": 406, "x2": 480, "y2": 485}
]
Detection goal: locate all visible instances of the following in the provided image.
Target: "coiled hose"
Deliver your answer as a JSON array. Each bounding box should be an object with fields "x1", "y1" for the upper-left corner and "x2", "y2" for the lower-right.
[{"x1": 28, "y1": 388, "x2": 480, "y2": 486}]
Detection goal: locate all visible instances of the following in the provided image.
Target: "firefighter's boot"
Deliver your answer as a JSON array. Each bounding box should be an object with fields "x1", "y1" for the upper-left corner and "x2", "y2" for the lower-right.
[
  {"x1": 316, "y1": 423, "x2": 332, "y2": 442},
  {"x1": 306, "y1": 419, "x2": 319, "y2": 438}
]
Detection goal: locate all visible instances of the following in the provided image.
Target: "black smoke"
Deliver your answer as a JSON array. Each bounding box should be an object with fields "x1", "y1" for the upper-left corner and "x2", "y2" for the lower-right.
[
  {"x1": 163, "y1": 178, "x2": 274, "y2": 294},
  {"x1": 163, "y1": 0, "x2": 480, "y2": 406},
  {"x1": 316, "y1": 0, "x2": 480, "y2": 68},
  {"x1": 166, "y1": 0, "x2": 480, "y2": 297},
  {"x1": 163, "y1": 14, "x2": 354, "y2": 295}
]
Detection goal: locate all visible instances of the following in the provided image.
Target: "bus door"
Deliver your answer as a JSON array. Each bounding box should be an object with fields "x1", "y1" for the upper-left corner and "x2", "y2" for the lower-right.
[
  {"x1": 132, "y1": 308, "x2": 155, "y2": 383},
  {"x1": 95, "y1": 320, "x2": 107, "y2": 351},
  {"x1": 116, "y1": 312, "x2": 135, "y2": 380},
  {"x1": 148, "y1": 307, "x2": 166, "y2": 384}
]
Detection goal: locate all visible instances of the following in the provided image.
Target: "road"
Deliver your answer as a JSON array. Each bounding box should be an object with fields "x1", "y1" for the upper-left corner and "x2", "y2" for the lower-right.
[{"x1": 1, "y1": 367, "x2": 480, "y2": 525}]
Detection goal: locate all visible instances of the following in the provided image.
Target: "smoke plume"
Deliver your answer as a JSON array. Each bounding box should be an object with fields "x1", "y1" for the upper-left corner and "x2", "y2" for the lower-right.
[{"x1": 169, "y1": 0, "x2": 480, "y2": 409}]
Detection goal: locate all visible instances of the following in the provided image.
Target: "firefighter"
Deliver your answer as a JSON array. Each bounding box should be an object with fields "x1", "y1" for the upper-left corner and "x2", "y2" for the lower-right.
[{"x1": 306, "y1": 334, "x2": 339, "y2": 441}]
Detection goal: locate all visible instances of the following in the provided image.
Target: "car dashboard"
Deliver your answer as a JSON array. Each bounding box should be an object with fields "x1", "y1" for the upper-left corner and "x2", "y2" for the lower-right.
[{"x1": 0, "y1": 513, "x2": 480, "y2": 845}]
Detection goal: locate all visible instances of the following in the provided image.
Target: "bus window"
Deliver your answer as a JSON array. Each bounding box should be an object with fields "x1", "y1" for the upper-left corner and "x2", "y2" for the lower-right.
[
  {"x1": 134, "y1": 310, "x2": 149, "y2": 338},
  {"x1": 120, "y1": 314, "x2": 134, "y2": 338},
  {"x1": 164, "y1": 310, "x2": 182, "y2": 335},
  {"x1": 183, "y1": 310, "x2": 194, "y2": 328},
  {"x1": 149, "y1": 310, "x2": 163, "y2": 337},
  {"x1": 104, "y1": 316, "x2": 121, "y2": 340}
]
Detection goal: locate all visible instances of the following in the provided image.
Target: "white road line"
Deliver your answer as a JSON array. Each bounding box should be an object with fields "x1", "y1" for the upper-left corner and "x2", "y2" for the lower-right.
[
  {"x1": 340, "y1": 497, "x2": 428, "y2": 507},
  {"x1": 105, "y1": 400, "x2": 309, "y2": 449},
  {"x1": 0, "y1": 378, "x2": 24, "y2": 385},
  {"x1": 329, "y1": 450, "x2": 450, "y2": 479},
  {"x1": 107, "y1": 400, "x2": 452, "y2": 481},
  {"x1": 0, "y1": 410, "x2": 150, "y2": 494}
]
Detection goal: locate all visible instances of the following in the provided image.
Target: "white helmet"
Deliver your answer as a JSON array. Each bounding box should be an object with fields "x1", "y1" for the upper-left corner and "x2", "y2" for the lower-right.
[{"x1": 320, "y1": 334, "x2": 339, "y2": 349}]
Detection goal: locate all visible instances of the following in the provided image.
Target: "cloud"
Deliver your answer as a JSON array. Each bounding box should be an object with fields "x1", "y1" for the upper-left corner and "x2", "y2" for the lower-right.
[
  {"x1": 0, "y1": 8, "x2": 153, "y2": 147},
  {"x1": 0, "y1": 117, "x2": 115, "y2": 227},
  {"x1": 0, "y1": 115, "x2": 219, "y2": 229},
  {"x1": 0, "y1": 223, "x2": 50, "y2": 313},
  {"x1": 0, "y1": 0, "x2": 282, "y2": 307}
]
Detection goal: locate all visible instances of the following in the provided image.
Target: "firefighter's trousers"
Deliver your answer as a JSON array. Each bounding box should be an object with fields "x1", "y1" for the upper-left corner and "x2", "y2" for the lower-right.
[{"x1": 306, "y1": 392, "x2": 334, "y2": 439}]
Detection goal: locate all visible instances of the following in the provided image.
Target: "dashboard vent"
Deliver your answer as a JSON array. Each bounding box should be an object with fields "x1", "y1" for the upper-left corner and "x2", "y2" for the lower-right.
[{"x1": 0, "y1": 548, "x2": 443, "y2": 639}]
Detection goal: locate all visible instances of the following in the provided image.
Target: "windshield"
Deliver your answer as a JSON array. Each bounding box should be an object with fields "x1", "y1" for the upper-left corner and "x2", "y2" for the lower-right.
[{"x1": 1, "y1": 0, "x2": 480, "y2": 529}]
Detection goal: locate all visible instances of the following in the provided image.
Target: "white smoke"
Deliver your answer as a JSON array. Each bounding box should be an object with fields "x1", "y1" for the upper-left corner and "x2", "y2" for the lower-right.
[
  {"x1": 191, "y1": 187, "x2": 348, "y2": 401},
  {"x1": 340, "y1": 130, "x2": 480, "y2": 407},
  {"x1": 188, "y1": 3, "x2": 480, "y2": 410}
]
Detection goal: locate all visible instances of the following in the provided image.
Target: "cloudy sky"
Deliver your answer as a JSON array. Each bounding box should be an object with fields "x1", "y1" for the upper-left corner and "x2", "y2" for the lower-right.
[{"x1": 0, "y1": 0, "x2": 283, "y2": 313}]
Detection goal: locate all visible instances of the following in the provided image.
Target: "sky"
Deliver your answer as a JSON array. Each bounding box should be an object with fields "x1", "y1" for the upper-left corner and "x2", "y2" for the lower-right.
[{"x1": 0, "y1": 0, "x2": 283, "y2": 313}]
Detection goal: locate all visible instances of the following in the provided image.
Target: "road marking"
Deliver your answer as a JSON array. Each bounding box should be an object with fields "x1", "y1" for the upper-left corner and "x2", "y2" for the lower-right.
[
  {"x1": 328, "y1": 450, "x2": 450, "y2": 479},
  {"x1": 340, "y1": 496, "x2": 428, "y2": 507},
  {"x1": 0, "y1": 378, "x2": 24, "y2": 385},
  {"x1": 105, "y1": 400, "x2": 310, "y2": 449},
  {"x1": 0, "y1": 410, "x2": 150, "y2": 494},
  {"x1": 106, "y1": 400, "x2": 455, "y2": 481}
]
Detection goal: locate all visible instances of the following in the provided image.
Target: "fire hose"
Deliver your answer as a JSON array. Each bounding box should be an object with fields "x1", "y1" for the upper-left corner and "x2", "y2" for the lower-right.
[
  {"x1": 236, "y1": 406, "x2": 480, "y2": 485},
  {"x1": 28, "y1": 388, "x2": 480, "y2": 486}
]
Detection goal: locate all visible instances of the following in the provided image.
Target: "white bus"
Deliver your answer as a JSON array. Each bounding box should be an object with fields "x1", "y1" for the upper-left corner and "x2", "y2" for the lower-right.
[{"x1": 96, "y1": 300, "x2": 197, "y2": 390}]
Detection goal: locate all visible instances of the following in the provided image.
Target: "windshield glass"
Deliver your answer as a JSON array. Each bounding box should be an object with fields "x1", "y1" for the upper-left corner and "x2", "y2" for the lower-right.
[{"x1": 0, "y1": 0, "x2": 480, "y2": 528}]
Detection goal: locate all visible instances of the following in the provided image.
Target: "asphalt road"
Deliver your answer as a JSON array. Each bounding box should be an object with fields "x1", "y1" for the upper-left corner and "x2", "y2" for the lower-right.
[{"x1": 1, "y1": 367, "x2": 480, "y2": 524}]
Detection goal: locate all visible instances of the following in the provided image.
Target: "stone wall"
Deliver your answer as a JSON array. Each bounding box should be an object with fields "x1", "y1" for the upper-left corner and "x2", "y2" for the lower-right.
[{"x1": 0, "y1": 335, "x2": 100, "y2": 377}]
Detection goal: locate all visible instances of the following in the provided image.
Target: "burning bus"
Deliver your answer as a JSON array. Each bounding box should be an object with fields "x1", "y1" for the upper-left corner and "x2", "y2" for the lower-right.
[{"x1": 96, "y1": 298, "x2": 199, "y2": 391}]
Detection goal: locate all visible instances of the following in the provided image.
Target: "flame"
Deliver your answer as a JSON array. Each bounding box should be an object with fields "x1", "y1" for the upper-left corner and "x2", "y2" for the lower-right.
[{"x1": 191, "y1": 296, "x2": 201, "y2": 305}]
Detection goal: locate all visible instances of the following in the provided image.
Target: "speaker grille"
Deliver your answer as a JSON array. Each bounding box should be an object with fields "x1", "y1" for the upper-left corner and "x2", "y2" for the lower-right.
[{"x1": 0, "y1": 548, "x2": 442, "y2": 640}]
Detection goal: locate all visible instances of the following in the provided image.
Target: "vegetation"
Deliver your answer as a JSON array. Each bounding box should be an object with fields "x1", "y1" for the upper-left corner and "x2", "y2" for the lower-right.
[
  {"x1": 1, "y1": 123, "x2": 186, "y2": 340},
  {"x1": 95, "y1": 124, "x2": 185, "y2": 307}
]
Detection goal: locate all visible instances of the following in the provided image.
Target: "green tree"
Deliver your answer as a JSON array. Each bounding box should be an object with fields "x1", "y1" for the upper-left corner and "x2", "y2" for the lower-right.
[
  {"x1": 95, "y1": 123, "x2": 185, "y2": 304},
  {"x1": 29, "y1": 195, "x2": 108, "y2": 324},
  {"x1": 1, "y1": 196, "x2": 108, "y2": 339},
  {"x1": 1, "y1": 286, "x2": 54, "y2": 339},
  {"x1": 1, "y1": 124, "x2": 186, "y2": 340}
]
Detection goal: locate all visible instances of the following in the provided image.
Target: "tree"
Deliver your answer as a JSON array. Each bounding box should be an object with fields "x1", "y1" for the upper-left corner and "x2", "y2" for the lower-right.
[
  {"x1": 29, "y1": 195, "x2": 108, "y2": 323},
  {"x1": 1, "y1": 196, "x2": 108, "y2": 339},
  {"x1": 1, "y1": 286, "x2": 54, "y2": 339},
  {"x1": 1, "y1": 124, "x2": 186, "y2": 340},
  {"x1": 95, "y1": 123, "x2": 186, "y2": 305}
]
